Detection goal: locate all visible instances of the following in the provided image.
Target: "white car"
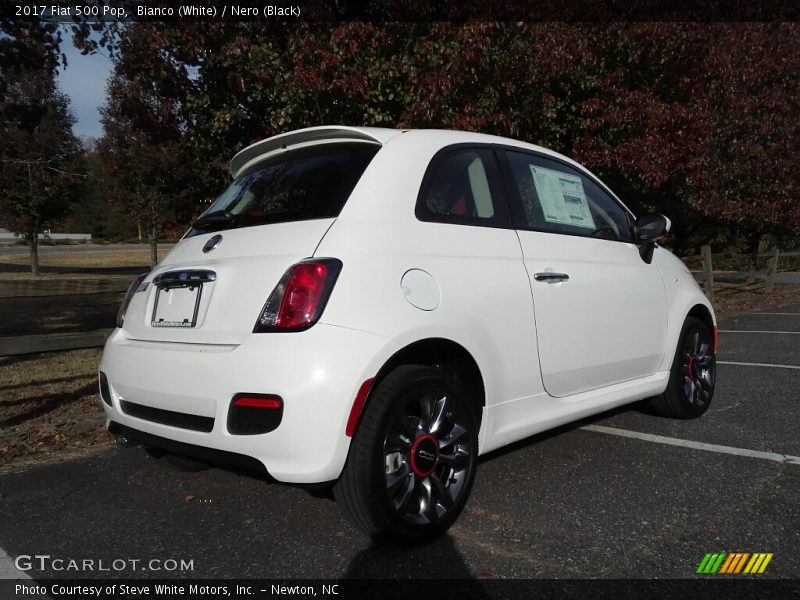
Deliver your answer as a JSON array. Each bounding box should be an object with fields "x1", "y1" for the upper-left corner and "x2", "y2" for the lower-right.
[{"x1": 100, "y1": 126, "x2": 716, "y2": 541}]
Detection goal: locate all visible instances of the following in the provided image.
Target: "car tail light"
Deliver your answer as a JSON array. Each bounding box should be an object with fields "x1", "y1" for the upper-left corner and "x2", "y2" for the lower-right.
[
  {"x1": 232, "y1": 396, "x2": 283, "y2": 409},
  {"x1": 254, "y1": 259, "x2": 342, "y2": 332},
  {"x1": 116, "y1": 273, "x2": 149, "y2": 327}
]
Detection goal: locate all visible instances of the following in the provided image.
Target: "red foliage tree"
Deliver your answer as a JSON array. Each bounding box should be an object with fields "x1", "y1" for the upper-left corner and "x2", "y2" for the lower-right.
[{"x1": 90, "y1": 22, "x2": 800, "y2": 255}]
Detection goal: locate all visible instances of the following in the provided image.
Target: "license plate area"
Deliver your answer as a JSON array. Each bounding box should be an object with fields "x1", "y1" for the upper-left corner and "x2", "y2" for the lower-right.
[{"x1": 150, "y1": 270, "x2": 216, "y2": 328}]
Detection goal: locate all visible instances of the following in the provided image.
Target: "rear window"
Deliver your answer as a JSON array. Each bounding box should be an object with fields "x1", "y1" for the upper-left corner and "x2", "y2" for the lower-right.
[
  {"x1": 415, "y1": 147, "x2": 511, "y2": 228},
  {"x1": 188, "y1": 142, "x2": 379, "y2": 236}
]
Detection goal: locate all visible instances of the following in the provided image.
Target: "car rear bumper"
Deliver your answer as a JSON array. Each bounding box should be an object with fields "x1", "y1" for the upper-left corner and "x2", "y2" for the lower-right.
[
  {"x1": 98, "y1": 323, "x2": 387, "y2": 483},
  {"x1": 110, "y1": 422, "x2": 271, "y2": 475}
]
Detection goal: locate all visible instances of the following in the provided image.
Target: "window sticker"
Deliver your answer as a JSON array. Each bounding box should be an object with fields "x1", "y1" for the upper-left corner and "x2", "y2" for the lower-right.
[{"x1": 529, "y1": 165, "x2": 595, "y2": 229}]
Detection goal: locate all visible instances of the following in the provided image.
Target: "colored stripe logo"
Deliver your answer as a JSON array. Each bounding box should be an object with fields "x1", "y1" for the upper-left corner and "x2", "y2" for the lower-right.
[{"x1": 696, "y1": 552, "x2": 773, "y2": 574}]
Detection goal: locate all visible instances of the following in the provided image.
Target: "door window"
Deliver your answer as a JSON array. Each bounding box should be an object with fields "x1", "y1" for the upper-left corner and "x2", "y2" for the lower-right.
[{"x1": 504, "y1": 151, "x2": 634, "y2": 242}]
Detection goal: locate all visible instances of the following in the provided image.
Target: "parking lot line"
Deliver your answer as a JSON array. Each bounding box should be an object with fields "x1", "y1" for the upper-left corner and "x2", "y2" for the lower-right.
[
  {"x1": 0, "y1": 545, "x2": 31, "y2": 580},
  {"x1": 718, "y1": 330, "x2": 800, "y2": 334},
  {"x1": 581, "y1": 424, "x2": 800, "y2": 466},
  {"x1": 751, "y1": 312, "x2": 800, "y2": 316},
  {"x1": 718, "y1": 360, "x2": 800, "y2": 370}
]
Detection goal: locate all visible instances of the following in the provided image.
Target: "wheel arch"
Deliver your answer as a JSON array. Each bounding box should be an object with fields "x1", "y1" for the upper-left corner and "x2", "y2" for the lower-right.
[
  {"x1": 686, "y1": 303, "x2": 716, "y2": 351},
  {"x1": 648, "y1": 303, "x2": 717, "y2": 419},
  {"x1": 659, "y1": 300, "x2": 717, "y2": 375},
  {"x1": 362, "y1": 337, "x2": 486, "y2": 432}
]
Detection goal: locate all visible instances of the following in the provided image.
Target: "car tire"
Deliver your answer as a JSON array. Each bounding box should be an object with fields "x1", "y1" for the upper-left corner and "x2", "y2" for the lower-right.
[
  {"x1": 648, "y1": 316, "x2": 716, "y2": 419},
  {"x1": 335, "y1": 365, "x2": 478, "y2": 542}
]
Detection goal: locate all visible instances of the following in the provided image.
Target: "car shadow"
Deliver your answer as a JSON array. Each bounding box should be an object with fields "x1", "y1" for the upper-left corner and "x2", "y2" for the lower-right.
[
  {"x1": 0, "y1": 374, "x2": 96, "y2": 394},
  {"x1": 0, "y1": 353, "x2": 44, "y2": 368},
  {"x1": 0, "y1": 381, "x2": 97, "y2": 428},
  {"x1": 340, "y1": 534, "x2": 491, "y2": 597}
]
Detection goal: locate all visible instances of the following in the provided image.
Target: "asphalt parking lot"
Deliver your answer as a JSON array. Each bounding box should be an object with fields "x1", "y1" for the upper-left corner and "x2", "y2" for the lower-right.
[{"x1": 0, "y1": 298, "x2": 798, "y2": 581}]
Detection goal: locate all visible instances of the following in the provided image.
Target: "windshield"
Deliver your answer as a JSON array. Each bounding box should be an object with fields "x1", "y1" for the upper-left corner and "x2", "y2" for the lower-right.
[{"x1": 188, "y1": 142, "x2": 380, "y2": 236}]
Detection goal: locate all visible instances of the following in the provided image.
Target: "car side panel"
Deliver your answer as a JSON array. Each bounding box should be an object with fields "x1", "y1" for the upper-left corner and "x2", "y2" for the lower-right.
[
  {"x1": 316, "y1": 219, "x2": 545, "y2": 407},
  {"x1": 652, "y1": 247, "x2": 717, "y2": 370},
  {"x1": 313, "y1": 137, "x2": 548, "y2": 450}
]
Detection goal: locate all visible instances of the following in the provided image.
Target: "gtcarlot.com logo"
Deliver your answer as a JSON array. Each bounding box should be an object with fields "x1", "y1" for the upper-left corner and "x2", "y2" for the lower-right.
[
  {"x1": 14, "y1": 555, "x2": 194, "y2": 573},
  {"x1": 696, "y1": 552, "x2": 773, "y2": 574}
]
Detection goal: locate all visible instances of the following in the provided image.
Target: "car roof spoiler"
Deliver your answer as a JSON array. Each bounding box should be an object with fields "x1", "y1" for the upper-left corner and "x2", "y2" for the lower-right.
[{"x1": 229, "y1": 126, "x2": 403, "y2": 178}]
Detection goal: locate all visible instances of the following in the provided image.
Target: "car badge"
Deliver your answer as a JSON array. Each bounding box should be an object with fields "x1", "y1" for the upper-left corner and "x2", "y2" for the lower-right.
[{"x1": 203, "y1": 234, "x2": 223, "y2": 253}]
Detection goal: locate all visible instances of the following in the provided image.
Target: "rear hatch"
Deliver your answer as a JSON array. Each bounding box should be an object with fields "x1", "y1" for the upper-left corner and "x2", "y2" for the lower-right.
[{"x1": 120, "y1": 133, "x2": 383, "y2": 345}]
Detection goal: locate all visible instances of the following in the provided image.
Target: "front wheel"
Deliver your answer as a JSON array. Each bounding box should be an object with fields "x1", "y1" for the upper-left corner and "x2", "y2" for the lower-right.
[
  {"x1": 335, "y1": 365, "x2": 478, "y2": 542},
  {"x1": 648, "y1": 316, "x2": 716, "y2": 419}
]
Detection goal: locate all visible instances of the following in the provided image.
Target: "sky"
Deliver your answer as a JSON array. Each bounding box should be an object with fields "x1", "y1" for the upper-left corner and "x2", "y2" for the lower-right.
[{"x1": 56, "y1": 36, "x2": 113, "y2": 140}]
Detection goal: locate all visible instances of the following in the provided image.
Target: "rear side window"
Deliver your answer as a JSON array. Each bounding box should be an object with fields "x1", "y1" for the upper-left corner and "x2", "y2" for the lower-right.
[
  {"x1": 189, "y1": 143, "x2": 379, "y2": 236},
  {"x1": 505, "y1": 151, "x2": 634, "y2": 242},
  {"x1": 416, "y1": 148, "x2": 510, "y2": 228}
]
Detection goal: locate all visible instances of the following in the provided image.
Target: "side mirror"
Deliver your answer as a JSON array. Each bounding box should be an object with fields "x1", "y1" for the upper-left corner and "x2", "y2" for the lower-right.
[
  {"x1": 636, "y1": 214, "x2": 671, "y2": 242},
  {"x1": 636, "y1": 214, "x2": 671, "y2": 264}
]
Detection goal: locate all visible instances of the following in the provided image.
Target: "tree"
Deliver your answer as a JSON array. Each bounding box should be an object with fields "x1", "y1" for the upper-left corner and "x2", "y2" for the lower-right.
[
  {"x1": 66, "y1": 143, "x2": 129, "y2": 240},
  {"x1": 694, "y1": 24, "x2": 800, "y2": 263},
  {"x1": 99, "y1": 24, "x2": 199, "y2": 265},
  {"x1": 90, "y1": 21, "x2": 800, "y2": 259},
  {"x1": 0, "y1": 20, "x2": 86, "y2": 274},
  {"x1": 0, "y1": 69, "x2": 83, "y2": 274}
]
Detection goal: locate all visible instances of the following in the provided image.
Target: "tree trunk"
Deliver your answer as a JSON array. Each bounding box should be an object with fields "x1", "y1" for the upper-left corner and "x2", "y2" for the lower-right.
[
  {"x1": 137, "y1": 219, "x2": 142, "y2": 241},
  {"x1": 29, "y1": 231, "x2": 40, "y2": 276},
  {"x1": 745, "y1": 231, "x2": 761, "y2": 284},
  {"x1": 26, "y1": 162, "x2": 40, "y2": 276},
  {"x1": 148, "y1": 194, "x2": 160, "y2": 268},
  {"x1": 149, "y1": 222, "x2": 158, "y2": 267}
]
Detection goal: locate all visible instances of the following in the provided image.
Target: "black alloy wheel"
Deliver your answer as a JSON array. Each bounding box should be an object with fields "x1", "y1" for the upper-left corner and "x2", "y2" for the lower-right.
[
  {"x1": 335, "y1": 365, "x2": 478, "y2": 541},
  {"x1": 649, "y1": 316, "x2": 716, "y2": 419}
]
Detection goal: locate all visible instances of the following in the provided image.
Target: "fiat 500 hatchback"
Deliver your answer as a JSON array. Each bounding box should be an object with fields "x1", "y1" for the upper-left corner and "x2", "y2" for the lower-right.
[{"x1": 100, "y1": 126, "x2": 716, "y2": 541}]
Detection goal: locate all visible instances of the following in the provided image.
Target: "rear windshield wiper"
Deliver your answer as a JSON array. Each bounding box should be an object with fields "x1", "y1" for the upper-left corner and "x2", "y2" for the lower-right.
[{"x1": 192, "y1": 210, "x2": 236, "y2": 232}]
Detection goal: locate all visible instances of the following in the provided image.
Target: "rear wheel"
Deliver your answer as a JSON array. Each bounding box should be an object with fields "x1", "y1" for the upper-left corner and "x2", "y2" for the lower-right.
[
  {"x1": 648, "y1": 316, "x2": 716, "y2": 419},
  {"x1": 335, "y1": 365, "x2": 478, "y2": 542}
]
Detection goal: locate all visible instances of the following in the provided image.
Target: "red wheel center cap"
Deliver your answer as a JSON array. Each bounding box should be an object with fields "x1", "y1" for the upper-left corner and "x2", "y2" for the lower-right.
[{"x1": 410, "y1": 434, "x2": 439, "y2": 477}]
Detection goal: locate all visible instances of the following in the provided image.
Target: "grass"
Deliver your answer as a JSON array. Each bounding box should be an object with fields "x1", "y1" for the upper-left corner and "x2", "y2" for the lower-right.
[
  {"x1": 714, "y1": 283, "x2": 800, "y2": 313},
  {"x1": 0, "y1": 272, "x2": 135, "y2": 282},
  {"x1": 0, "y1": 249, "x2": 158, "y2": 269},
  {"x1": 0, "y1": 245, "x2": 170, "y2": 470},
  {"x1": 0, "y1": 244, "x2": 172, "y2": 283},
  {"x1": 0, "y1": 348, "x2": 112, "y2": 473}
]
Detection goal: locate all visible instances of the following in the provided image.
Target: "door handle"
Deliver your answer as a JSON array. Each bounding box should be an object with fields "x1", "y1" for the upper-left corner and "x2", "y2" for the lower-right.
[{"x1": 534, "y1": 272, "x2": 570, "y2": 283}]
